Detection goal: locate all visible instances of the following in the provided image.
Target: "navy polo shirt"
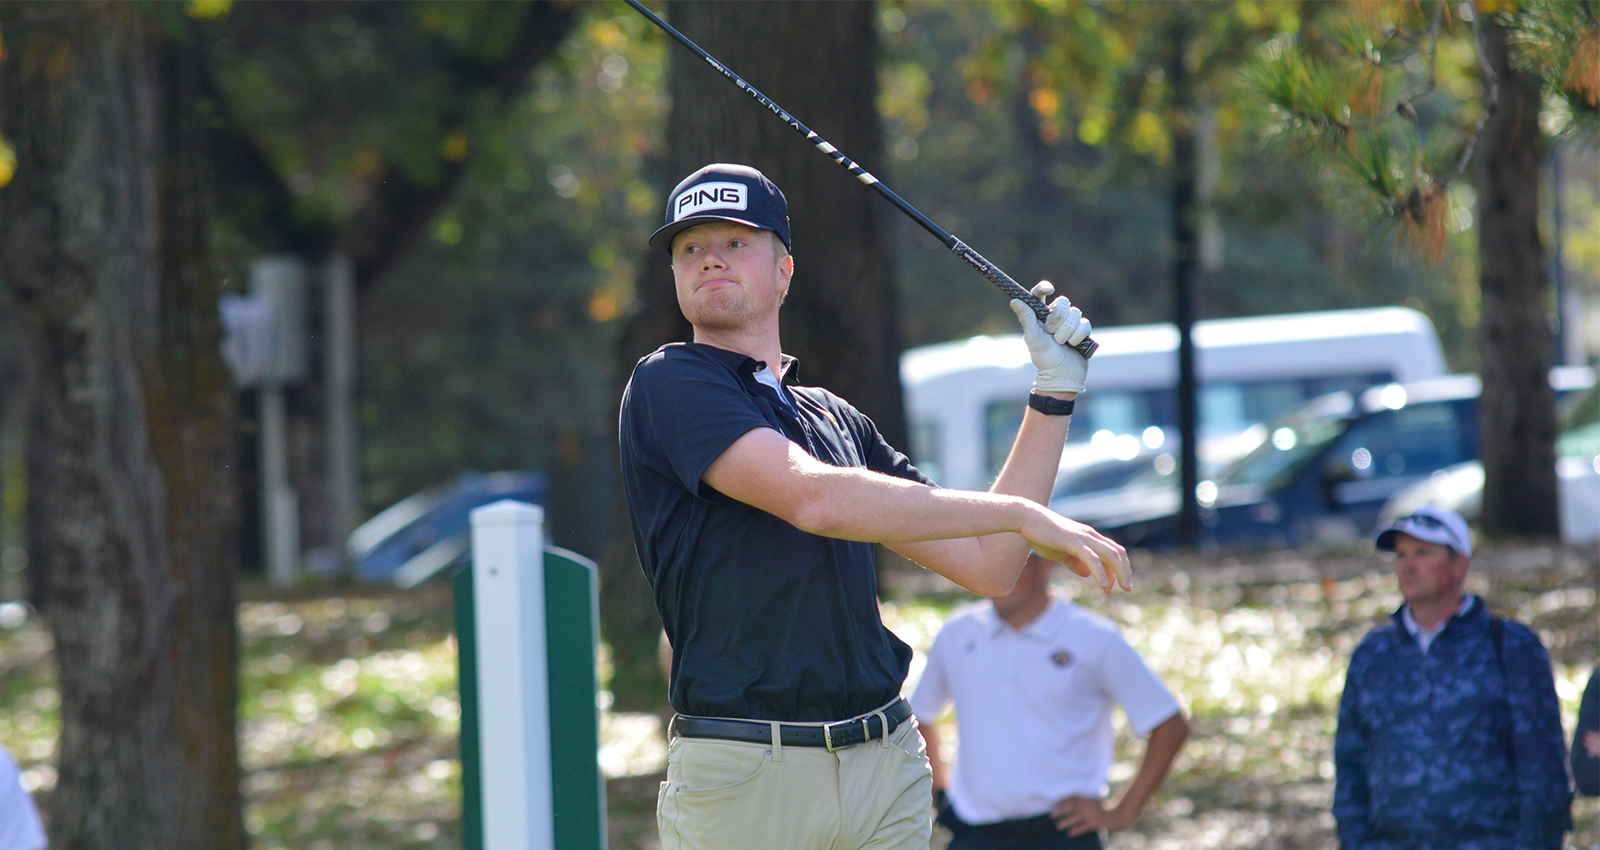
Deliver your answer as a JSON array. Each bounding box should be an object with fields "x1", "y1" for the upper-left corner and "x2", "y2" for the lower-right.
[{"x1": 620, "y1": 342, "x2": 930, "y2": 722}]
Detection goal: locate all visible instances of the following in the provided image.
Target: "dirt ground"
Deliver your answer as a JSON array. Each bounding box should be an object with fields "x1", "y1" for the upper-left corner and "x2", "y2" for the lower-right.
[
  {"x1": 1, "y1": 541, "x2": 1593, "y2": 849},
  {"x1": 605, "y1": 542, "x2": 1600, "y2": 850}
]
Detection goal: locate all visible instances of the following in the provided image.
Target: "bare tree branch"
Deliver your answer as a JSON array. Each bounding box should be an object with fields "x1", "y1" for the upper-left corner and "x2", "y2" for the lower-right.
[
  {"x1": 1388, "y1": 0, "x2": 1446, "y2": 122},
  {"x1": 1439, "y1": 4, "x2": 1500, "y2": 189}
]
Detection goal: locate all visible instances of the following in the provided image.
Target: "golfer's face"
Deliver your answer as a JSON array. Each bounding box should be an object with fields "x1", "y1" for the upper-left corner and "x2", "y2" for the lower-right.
[{"x1": 671, "y1": 222, "x2": 791, "y2": 331}]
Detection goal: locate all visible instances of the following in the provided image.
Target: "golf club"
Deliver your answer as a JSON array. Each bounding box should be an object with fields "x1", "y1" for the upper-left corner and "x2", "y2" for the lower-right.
[{"x1": 625, "y1": 0, "x2": 1098, "y2": 359}]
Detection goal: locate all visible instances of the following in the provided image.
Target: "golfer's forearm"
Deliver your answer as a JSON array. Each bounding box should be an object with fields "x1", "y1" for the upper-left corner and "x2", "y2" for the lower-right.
[
  {"x1": 932, "y1": 405, "x2": 1071, "y2": 582},
  {"x1": 788, "y1": 464, "x2": 1043, "y2": 545},
  {"x1": 745, "y1": 399, "x2": 1072, "y2": 533},
  {"x1": 702, "y1": 428, "x2": 1061, "y2": 595}
]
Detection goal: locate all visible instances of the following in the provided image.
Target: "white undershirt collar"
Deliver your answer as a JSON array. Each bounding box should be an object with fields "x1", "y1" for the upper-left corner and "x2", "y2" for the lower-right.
[
  {"x1": 1402, "y1": 594, "x2": 1475, "y2": 654},
  {"x1": 753, "y1": 364, "x2": 793, "y2": 408}
]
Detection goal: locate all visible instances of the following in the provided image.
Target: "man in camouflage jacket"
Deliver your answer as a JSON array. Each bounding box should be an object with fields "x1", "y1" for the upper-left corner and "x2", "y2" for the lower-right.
[{"x1": 1334, "y1": 506, "x2": 1571, "y2": 850}]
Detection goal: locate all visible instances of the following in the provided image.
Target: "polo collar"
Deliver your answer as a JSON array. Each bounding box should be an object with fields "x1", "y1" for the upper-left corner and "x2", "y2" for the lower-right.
[
  {"x1": 1393, "y1": 594, "x2": 1481, "y2": 646},
  {"x1": 982, "y1": 596, "x2": 1070, "y2": 643},
  {"x1": 685, "y1": 342, "x2": 801, "y2": 385}
]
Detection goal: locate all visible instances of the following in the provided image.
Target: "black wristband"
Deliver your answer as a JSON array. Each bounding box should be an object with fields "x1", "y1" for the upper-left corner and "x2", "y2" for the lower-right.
[{"x1": 1028, "y1": 391, "x2": 1075, "y2": 416}]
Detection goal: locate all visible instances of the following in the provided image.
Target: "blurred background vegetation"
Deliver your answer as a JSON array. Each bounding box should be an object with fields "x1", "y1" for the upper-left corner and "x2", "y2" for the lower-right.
[{"x1": 1, "y1": 548, "x2": 1593, "y2": 848}]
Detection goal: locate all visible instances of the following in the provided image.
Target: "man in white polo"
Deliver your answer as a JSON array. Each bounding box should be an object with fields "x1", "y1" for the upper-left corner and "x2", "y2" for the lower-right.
[
  {"x1": 912, "y1": 553, "x2": 1188, "y2": 849},
  {"x1": 0, "y1": 745, "x2": 46, "y2": 850}
]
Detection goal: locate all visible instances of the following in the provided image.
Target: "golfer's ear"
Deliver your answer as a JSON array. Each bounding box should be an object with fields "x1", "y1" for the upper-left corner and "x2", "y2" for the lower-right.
[{"x1": 776, "y1": 254, "x2": 794, "y2": 295}]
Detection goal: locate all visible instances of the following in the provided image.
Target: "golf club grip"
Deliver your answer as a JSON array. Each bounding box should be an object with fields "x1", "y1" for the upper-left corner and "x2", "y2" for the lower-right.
[
  {"x1": 953, "y1": 241, "x2": 1099, "y2": 359},
  {"x1": 627, "y1": 0, "x2": 1098, "y2": 360}
]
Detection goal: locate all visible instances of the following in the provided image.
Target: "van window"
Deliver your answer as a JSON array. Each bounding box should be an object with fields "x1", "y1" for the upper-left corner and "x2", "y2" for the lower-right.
[
  {"x1": 982, "y1": 371, "x2": 1396, "y2": 487},
  {"x1": 985, "y1": 401, "x2": 1025, "y2": 481},
  {"x1": 1083, "y1": 392, "x2": 1152, "y2": 437},
  {"x1": 902, "y1": 307, "x2": 1445, "y2": 492}
]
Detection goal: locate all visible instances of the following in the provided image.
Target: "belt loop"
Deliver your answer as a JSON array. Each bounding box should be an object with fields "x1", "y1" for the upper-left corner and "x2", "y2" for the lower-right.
[
  {"x1": 668, "y1": 714, "x2": 679, "y2": 742},
  {"x1": 871, "y1": 708, "x2": 891, "y2": 749},
  {"x1": 769, "y1": 721, "x2": 783, "y2": 762}
]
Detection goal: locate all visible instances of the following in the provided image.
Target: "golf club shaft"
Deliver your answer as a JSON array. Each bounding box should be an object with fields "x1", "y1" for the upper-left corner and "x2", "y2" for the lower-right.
[{"x1": 626, "y1": 0, "x2": 1098, "y2": 359}]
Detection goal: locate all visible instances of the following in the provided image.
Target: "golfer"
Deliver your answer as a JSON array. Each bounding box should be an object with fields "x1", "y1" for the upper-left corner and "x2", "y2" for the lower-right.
[{"x1": 620, "y1": 163, "x2": 1130, "y2": 850}]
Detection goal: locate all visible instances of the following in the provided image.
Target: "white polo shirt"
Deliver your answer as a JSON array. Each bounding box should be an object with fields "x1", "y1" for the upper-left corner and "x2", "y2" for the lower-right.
[
  {"x1": 910, "y1": 596, "x2": 1180, "y2": 825},
  {"x1": 0, "y1": 746, "x2": 46, "y2": 850}
]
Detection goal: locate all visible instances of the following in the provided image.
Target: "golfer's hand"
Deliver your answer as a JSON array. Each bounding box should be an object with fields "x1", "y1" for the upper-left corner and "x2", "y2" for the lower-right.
[
  {"x1": 1022, "y1": 512, "x2": 1131, "y2": 593},
  {"x1": 1050, "y1": 795, "x2": 1132, "y2": 837},
  {"x1": 1009, "y1": 281, "x2": 1090, "y2": 394}
]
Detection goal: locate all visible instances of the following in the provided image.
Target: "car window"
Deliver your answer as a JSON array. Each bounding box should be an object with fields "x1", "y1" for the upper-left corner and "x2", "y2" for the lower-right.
[
  {"x1": 1562, "y1": 384, "x2": 1599, "y2": 431},
  {"x1": 1053, "y1": 457, "x2": 1157, "y2": 499},
  {"x1": 1216, "y1": 412, "x2": 1349, "y2": 489},
  {"x1": 1329, "y1": 401, "x2": 1463, "y2": 480}
]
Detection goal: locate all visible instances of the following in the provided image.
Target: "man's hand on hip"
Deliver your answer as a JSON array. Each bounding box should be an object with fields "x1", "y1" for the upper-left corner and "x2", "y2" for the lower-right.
[
  {"x1": 1050, "y1": 795, "x2": 1132, "y2": 837},
  {"x1": 1009, "y1": 280, "x2": 1091, "y2": 394}
]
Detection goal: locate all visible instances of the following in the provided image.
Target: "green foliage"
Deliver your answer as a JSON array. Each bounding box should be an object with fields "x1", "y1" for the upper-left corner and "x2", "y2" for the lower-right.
[
  {"x1": 1511, "y1": 0, "x2": 1600, "y2": 142},
  {"x1": 1244, "y1": 2, "x2": 1477, "y2": 255},
  {"x1": 205, "y1": 3, "x2": 549, "y2": 231},
  {"x1": 357, "y1": 3, "x2": 666, "y2": 510},
  {"x1": 1244, "y1": 0, "x2": 1597, "y2": 263},
  {"x1": 879, "y1": 1, "x2": 1465, "y2": 364}
]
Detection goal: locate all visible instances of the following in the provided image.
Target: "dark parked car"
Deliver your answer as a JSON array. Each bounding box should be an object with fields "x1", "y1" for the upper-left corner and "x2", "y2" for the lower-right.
[
  {"x1": 1380, "y1": 381, "x2": 1600, "y2": 544},
  {"x1": 1055, "y1": 369, "x2": 1593, "y2": 549},
  {"x1": 348, "y1": 470, "x2": 546, "y2": 584}
]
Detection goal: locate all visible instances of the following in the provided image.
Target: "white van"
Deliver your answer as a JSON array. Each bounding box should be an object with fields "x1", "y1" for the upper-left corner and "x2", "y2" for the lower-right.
[{"x1": 900, "y1": 306, "x2": 1448, "y2": 491}]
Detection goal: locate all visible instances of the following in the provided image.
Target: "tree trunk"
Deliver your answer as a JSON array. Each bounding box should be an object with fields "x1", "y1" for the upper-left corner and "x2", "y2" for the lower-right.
[
  {"x1": 1477, "y1": 19, "x2": 1558, "y2": 538},
  {"x1": 602, "y1": 0, "x2": 900, "y2": 707},
  {"x1": 0, "y1": 5, "x2": 244, "y2": 847}
]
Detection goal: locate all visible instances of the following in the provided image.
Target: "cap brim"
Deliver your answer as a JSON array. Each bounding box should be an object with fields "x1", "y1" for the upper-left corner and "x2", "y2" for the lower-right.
[
  {"x1": 1374, "y1": 521, "x2": 1458, "y2": 552},
  {"x1": 649, "y1": 215, "x2": 779, "y2": 252},
  {"x1": 1374, "y1": 527, "x2": 1404, "y2": 551}
]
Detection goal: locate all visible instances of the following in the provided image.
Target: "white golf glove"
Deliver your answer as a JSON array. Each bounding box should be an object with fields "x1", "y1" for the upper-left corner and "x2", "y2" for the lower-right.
[{"x1": 1009, "y1": 280, "x2": 1090, "y2": 394}]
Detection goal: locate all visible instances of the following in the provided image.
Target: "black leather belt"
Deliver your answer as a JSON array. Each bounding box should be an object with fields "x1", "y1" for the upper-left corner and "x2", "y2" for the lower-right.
[
  {"x1": 673, "y1": 698, "x2": 912, "y2": 751},
  {"x1": 938, "y1": 807, "x2": 1062, "y2": 842}
]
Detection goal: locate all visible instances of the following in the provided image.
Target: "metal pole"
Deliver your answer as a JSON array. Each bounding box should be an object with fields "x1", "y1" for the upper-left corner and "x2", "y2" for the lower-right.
[
  {"x1": 1169, "y1": 15, "x2": 1203, "y2": 547},
  {"x1": 323, "y1": 254, "x2": 360, "y2": 578}
]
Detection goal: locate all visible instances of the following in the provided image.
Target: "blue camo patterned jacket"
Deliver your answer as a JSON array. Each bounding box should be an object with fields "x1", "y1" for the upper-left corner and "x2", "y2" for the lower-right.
[{"x1": 1334, "y1": 597, "x2": 1572, "y2": 850}]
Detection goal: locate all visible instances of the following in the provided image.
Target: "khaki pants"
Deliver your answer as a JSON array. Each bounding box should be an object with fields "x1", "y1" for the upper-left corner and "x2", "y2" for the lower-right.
[{"x1": 658, "y1": 712, "x2": 934, "y2": 850}]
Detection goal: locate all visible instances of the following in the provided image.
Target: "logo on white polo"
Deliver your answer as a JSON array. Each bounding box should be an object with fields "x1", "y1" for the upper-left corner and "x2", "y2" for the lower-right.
[{"x1": 674, "y1": 181, "x2": 748, "y2": 221}]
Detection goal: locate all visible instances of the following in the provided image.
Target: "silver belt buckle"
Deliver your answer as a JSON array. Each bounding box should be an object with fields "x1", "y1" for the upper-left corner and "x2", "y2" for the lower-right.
[
  {"x1": 825, "y1": 718, "x2": 864, "y2": 752},
  {"x1": 822, "y1": 716, "x2": 876, "y2": 751}
]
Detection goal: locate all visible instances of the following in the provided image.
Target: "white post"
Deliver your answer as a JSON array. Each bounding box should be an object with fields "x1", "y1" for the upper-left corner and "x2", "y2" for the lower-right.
[
  {"x1": 251, "y1": 255, "x2": 308, "y2": 587},
  {"x1": 469, "y1": 500, "x2": 553, "y2": 850},
  {"x1": 259, "y1": 385, "x2": 299, "y2": 588}
]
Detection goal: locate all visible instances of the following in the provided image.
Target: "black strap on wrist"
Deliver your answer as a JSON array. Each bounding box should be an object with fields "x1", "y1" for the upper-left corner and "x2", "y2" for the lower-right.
[{"x1": 1028, "y1": 391, "x2": 1075, "y2": 416}]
